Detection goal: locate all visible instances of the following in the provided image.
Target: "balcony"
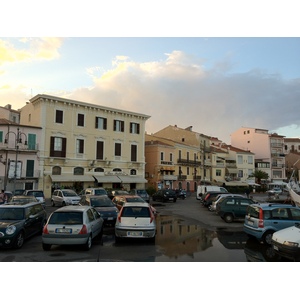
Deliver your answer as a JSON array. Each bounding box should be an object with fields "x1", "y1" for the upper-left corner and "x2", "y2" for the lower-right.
[
  {"x1": 161, "y1": 161, "x2": 174, "y2": 165},
  {"x1": 161, "y1": 175, "x2": 178, "y2": 181},
  {"x1": 177, "y1": 158, "x2": 201, "y2": 167}
]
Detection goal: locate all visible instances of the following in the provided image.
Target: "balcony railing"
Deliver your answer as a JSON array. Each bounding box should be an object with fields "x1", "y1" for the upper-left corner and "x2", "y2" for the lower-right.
[{"x1": 177, "y1": 158, "x2": 201, "y2": 166}]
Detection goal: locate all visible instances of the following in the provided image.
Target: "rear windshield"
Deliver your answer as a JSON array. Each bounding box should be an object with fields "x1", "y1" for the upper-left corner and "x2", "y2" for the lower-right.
[
  {"x1": 91, "y1": 197, "x2": 114, "y2": 207},
  {"x1": 122, "y1": 206, "x2": 150, "y2": 218},
  {"x1": 62, "y1": 190, "x2": 78, "y2": 197},
  {"x1": 49, "y1": 212, "x2": 83, "y2": 225},
  {"x1": 126, "y1": 197, "x2": 145, "y2": 203},
  {"x1": 27, "y1": 191, "x2": 44, "y2": 197},
  {"x1": 247, "y1": 206, "x2": 260, "y2": 218},
  {"x1": 94, "y1": 189, "x2": 107, "y2": 195},
  {"x1": 0, "y1": 208, "x2": 24, "y2": 220}
]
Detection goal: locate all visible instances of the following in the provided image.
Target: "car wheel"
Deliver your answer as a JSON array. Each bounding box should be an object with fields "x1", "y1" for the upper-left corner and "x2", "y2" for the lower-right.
[
  {"x1": 62, "y1": 201, "x2": 66, "y2": 206},
  {"x1": 173, "y1": 198, "x2": 176, "y2": 202},
  {"x1": 42, "y1": 243, "x2": 52, "y2": 251},
  {"x1": 84, "y1": 235, "x2": 92, "y2": 250},
  {"x1": 262, "y1": 231, "x2": 274, "y2": 245},
  {"x1": 224, "y1": 213, "x2": 234, "y2": 223},
  {"x1": 14, "y1": 231, "x2": 25, "y2": 249},
  {"x1": 51, "y1": 200, "x2": 55, "y2": 207}
]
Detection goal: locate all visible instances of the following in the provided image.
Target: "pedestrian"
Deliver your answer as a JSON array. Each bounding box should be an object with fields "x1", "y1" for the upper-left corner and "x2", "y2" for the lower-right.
[
  {"x1": 0, "y1": 189, "x2": 6, "y2": 204},
  {"x1": 245, "y1": 188, "x2": 250, "y2": 198}
]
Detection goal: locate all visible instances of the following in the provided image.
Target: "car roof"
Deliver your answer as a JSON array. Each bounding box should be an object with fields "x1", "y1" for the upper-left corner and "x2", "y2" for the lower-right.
[
  {"x1": 249, "y1": 203, "x2": 297, "y2": 209},
  {"x1": 122, "y1": 202, "x2": 150, "y2": 208},
  {"x1": 54, "y1": 206, "x2": 90, "y2": 212},
  {"x1": 84, "y1": 195, "x2": 110, "y2": 199},
  {"x1": 2, "y1": 202, "x2": 41, "y2": 208}
]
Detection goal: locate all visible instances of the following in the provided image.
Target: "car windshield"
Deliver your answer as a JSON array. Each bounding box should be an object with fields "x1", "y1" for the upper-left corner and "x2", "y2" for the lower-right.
[
  {"x1": 27, "y1": 191, "x2": 44, "y2": 197},
  {"x1": 94, "y1": 190, "x2": 107, "y2": 195},
  {"x1": 63, "y1": 190, "x2": 78, "y2": 197},
  {"x1": 0, "y1": 208, "x2": 24, "y2": 220},
  {"x1": 136, "y1": 190, "x2": 147, "y2": 195},
  {"x1": 49, "y1": 212, "x2": 83, "y2": 225},
  {"x1": 126, "y1": 197, "x2": 145, "y2": 203},
  {"x1": 122, "y1": 206, "x2": 150, "y2": 218},
  {"x1": 91, "y1": 198, "x2": 114, "y2": 207}
]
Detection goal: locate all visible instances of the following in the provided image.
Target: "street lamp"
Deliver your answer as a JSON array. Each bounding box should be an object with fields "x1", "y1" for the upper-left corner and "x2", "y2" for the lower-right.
[{"x1": 4, "y1": 127, "x2": 28, "y2": 194}]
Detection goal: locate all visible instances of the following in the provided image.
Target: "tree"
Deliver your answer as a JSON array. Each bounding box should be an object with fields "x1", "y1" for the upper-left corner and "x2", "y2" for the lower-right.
[{"x1": 250, "y1": 170, "x2": 269, "y2": 184}]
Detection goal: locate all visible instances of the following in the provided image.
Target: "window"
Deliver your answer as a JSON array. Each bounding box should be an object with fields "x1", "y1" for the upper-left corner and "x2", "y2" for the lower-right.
[
  {"x1": 55, "y1": 110, "x2": 63, "y2": 124},
  {"x1": 238, "y1": 170, "x2": 243, "y2": 178},
  {"x1": 248, "y1": 156, "x2": 253, "y2": 164},
  {"x1": 130, "y1": 122, "x2": 140, "y2": 134},
  {"x1": 95, "y1": 167, "x2": 104, "y2": 173},
  {"x1": 95, "y1": 117, "x2": 107, "y2": 130},
  {"x1": 27, "y1": 133, "x2": 36, "y2": 150},
  {"x1": 50, "y1": 137, "x2": 66, "y2": 157},
  {"x1": 26, "y1": 160, "x2": 34, "y2": 177},
  {"x1": 170, "y1": 153, "x2": 173, "y2": 162},
  {"x1": 52, "y1": 166, "x2": 61, "y2": 175},
  {"x1": 115, "y1": 143, "x2": 121, "y2": 156},
  {"x1": 187, "y1": 167, "x2": 190, "y2": 175},
  {"x1": 76, "y1": 139, "x2": 84, "y2": 154},
  {"x1": 77, "y1": 114, "x2": 84, "y2": 127},
  {"x1": 160, "y1": 152, "x2": 164, "y2": 161},
  {"x1": 0, "y1": 131, "x2": 3, "y2": 142},
  {"x1": 131, "y1": 144, "x2": 137, "y2": 162},
  {"x1": 216, "y1": 169, "x2": 221, "y2": 176},
  {"x1": 237, "y1": 155, "x2": 243, "y2": 164},
  {"x1": 114, "y1": 120, "x2": 124, "y2": 132},
  {"x1": 187, "y1": 152, "x2": 189, "y2": 161},
  {"x1": 96, "y1": 141, "x2": 104, "y2": 160},
  {"x1": 179, "y1": 150, "x2": 182, "y2": 160},
  {"x1": 74, "y1": 167, "x2": 84, "y2": 175},
  {"x1": 130, "y1": 169, "x2": 137, "y2": 175}
]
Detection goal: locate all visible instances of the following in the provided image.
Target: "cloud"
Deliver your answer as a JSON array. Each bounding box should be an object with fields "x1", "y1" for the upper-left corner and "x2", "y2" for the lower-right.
[
  {"x1": 0, "y1": 37, "x2": 63, "y2": 65},
  {"x1": 67, "y1": 50, "x2": 300, "y2": 143}
]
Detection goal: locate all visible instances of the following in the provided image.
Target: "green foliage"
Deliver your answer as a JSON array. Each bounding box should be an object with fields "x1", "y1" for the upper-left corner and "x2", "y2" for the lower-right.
[
  {"x1": 146, "y1": 186, "x2": 156, "y2": 196},
  {"x1": 250, "y1": 170, "x2": 269, "y2": 184}
]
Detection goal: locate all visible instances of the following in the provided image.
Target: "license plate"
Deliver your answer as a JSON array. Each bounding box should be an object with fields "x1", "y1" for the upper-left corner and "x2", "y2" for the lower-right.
[
  {"x1": 169, "y1": 198, "x2": 174, "y2": 200},
  {"x1": 56, "y1": 228, "x2": 72, "y2": 233},
  {"x1": 248, "y1": 220, "x2": 254, "y2": 225},
  {"x1": 127, "y1": 231, "x2": 143, "y2": 237},
  {"x1": 107, "y1": 217, "x2": 113, "y2": 220},
  {"x1": 273, "y1": 245, "x2": 278, "y2": 251}
]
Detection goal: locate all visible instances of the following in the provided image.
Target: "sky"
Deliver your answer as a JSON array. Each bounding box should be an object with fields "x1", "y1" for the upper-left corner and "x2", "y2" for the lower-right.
[{"x1": 1, "y1": 3, "x2": 300, "y2": 147}]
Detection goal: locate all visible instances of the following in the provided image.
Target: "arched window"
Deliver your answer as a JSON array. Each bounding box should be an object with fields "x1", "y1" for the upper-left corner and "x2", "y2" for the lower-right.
[
  {"x1": 52, "y1": 166, "x2": 61, "y2": 175},
  {"x1": 95, "y1": 167, "x2": 104, "y2": 173},
  {"x1": 130, "y1": 169, "x2": 136, "y2": 175},
  {"x1": 74, "y1": 167, "x2": 84, "y2": 175},
  {"x1": 113, "y1": 168, "x2": 122, "y2": 172}
]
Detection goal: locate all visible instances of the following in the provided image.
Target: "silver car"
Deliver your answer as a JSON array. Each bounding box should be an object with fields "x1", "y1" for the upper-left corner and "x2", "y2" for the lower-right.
[
  {"x1": 115, "y1": 202, "x2": 156, "y2": 242},
  {"x1": 51, "y1": 189, "x2": 81, "y2": 206},
  {"x1": 42, "y1": 206, "x2": 104, "y2": 250}
]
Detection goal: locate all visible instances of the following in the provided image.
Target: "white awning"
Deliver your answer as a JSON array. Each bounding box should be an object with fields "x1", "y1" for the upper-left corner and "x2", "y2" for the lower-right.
[
  {"x1": 93, "y1": 175, "x2": 121, "y2": 183},
  {"x1": 226, "y1": 168, "x2": 238, "y2": 174},
  {"x1": 117, "y1": 175, "x2": 147, "y2": 183},
  {"x1": 50, "y1": 175, "x2": 95, "y2": 182}
]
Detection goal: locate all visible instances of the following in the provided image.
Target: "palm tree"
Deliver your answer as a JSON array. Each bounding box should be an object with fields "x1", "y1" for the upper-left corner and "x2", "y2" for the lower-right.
[{"x1": 250, "y1": 170, "x2": 269, "y2": 185}]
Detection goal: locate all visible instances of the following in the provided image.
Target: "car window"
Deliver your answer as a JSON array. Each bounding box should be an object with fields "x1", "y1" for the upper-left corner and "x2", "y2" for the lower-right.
[
  {"x1": 224, "y1": 199, "x2": 235, "y2": 205},
  {"x1": 86, "y1": 209, "x2": 95, "y2": 222},
  {"x1": 122, "y1": 206, "x2": 150, "y2": 218},
  {"x1": 49, "y1": 212, "x2": 83, "y2": 225},
  {"x1": 271, "y1": 208, "x2": 289, "y2": 219},
  {"x1": 290, "y1": 208, "x2": 300, "y2": 220},
  {"x1": 91, "y1": 208, "x2": 101, "y2": 220},
  {"x1": 240, "y1": 199, "x2": 252, "y2": 206},
  {"x1": 94, "y1": 189, "x2": 107, "y2": 195},
  {"x1": 63, "y1": 190, "x2": 78, "y2": 196},
  {"x1": 0, "y1": 208, "x2": 24, "y2": 220}
]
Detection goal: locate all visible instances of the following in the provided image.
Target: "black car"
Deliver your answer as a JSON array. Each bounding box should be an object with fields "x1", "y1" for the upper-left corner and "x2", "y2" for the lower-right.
[
  {"x1": 152, "y1": 189, "x2": 177, "y2": 202},
  {"x1": 79, "y1": 194, "x2": 119, "y2": 226},
  {"x1": 0, "y1": 202, "x2": 47, "y2": 249},
  {"x1": 175, "y1": 189, "x2": 187, "y2": 199}
]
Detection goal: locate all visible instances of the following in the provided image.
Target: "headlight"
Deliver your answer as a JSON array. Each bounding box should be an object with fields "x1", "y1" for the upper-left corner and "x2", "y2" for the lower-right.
[
  {"x1": 283, "y1": 241, "x2": 299, "y2": 247},
  {"x1": 6, "y1": 225, "x2": 17, "y2": 235}
]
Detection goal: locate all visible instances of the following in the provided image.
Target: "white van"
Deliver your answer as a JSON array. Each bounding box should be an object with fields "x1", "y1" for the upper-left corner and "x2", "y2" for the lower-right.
[{"x1": 196, "y1": 185, "x2": 228, "y2": 200}]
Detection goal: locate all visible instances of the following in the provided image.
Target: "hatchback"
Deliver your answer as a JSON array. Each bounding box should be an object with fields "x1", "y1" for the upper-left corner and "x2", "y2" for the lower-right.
[
  {"x1": 115, "y1": 202, "x2": 156, "y2": 242},
  {"x1": 244, "y1": 203, "x2": 300, "y2": 244},
  {"x1": 0, "y1": 202, "x2": 47, "y2": 249},
  {"x1": 42, "y1": 206, "x2": 104, "y2": 250},
  {"x1": 8, "y1": 195, "x2": 38, "y2": 205},
  {"x1": 216, "y1": 196, "x2": 255, "y2": 223},
  {"x1": 152, "y1": 189, "x2": 177, "y2": 202},
  {"x1": 79, "y1": 195, "x2": 119, "y2": 225},
  {"x1": 23, "y1": 190, "x2": 45, "y2": 206},
  {"x1": 51, "y1": 189, "x2": 81, "y2": 206}
]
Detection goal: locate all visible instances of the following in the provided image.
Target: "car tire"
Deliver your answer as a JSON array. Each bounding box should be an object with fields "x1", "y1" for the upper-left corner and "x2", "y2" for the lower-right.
[
  {"x1": 224, "y1": 213, "x2": 234, "y2": 223},
  {"x1": 83, "y1": 235, "x2": 92, "y2": 251},
  {"x1": 42, "y1": 243, "x2": 52, "y2": 251},
  {"x1": 14, "y1": 231, "x2": 25, "y2": 249},
  {"x1": 62, "y1": 201, "x2": 66, "y2": 206},
  {"x1": 262, "y1": 231, "x2": 274, "y2": 245}
]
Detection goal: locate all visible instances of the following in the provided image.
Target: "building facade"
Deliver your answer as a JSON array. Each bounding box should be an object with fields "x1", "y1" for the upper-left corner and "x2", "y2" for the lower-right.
[{"x1": 20, "y1": 94, "x2": 150, "y2": 198}]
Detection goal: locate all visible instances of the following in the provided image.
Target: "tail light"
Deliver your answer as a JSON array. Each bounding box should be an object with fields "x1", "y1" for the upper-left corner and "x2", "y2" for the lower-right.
[
  {"x1": 79, "y1": 224, "x2": 88, "y2": 234},
  {"x1": 118, "y1": 207, "x2": 124, "y2": 223},
  {"x1": 43, "y1": 225, "x2": 49, "y2": 234},
  {"x1": 258, "y1": 208, "x2": 264, "y2": 228},
  {"x1": 150, "y1": 209, "x2": 154, "y2": 223},
  {"x1": 204, "y1": 194, "x2": 210, "y2": 201}
]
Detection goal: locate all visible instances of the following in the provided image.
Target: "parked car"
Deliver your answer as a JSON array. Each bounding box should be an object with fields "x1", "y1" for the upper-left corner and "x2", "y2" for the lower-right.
[
  {"x1": 196, "y1": 185, "x2": 228, "y2": 200},
  {"x1": 271, "y1": 224, "x2": 300, "y2": 261},
  {"x1": 202, "y1": 191, "x2": 229, "y2": 209},
  {"x1": 107, "y1": 190, "x2": 129, "y2": 200},
  {"x1": 129, "y1": 189, "x2": 150, "y2": 203},
  {"x1": 112, "y1": 194, "x2": 157, "y2": 215},
  {"x1": 244, "y1": 203, "x2": 300, "y2": 244},
  {"x1": 266, "y1": 187, "x2": 283, "y2": 196},
  {"x1": 23, "y1": 190, "x2": 45, "y2": 206},
  {"x1": 152, "y1": 189, "x2": 177, "y2": 202},
  {"x1": 51, "y1": 189, "x2": 81, "y2": 206},
  {"x1": 79, "y1": 188, "x2": 108, "y2": 196},
  {"x1": 210, "y1": 194, "x2": 246, "y2": 212},
  {"x1": 42, "y1": 205, "x2": 104, "y2": 251},
  {"x1": 79, "y1": 194, "x2": 119, "y2": 225},
  {"x1": 216, "y1": 196, "x2": 255, "y2": 223},
  {"x1": 8, "y1": 195, "x2": 38, "y2": 205},
  {"x1": 14, "y1": 189, "x2": 25, "y2": 196},
  {"x1": 0, "y1": 202, "x2": 47, "y2": 249},
  {"x1": 175, "y1": 189, "x2": 187, "y2": 199},
  {"x1": 115, "y1": 202, "x2": 156, "y2": 242}
]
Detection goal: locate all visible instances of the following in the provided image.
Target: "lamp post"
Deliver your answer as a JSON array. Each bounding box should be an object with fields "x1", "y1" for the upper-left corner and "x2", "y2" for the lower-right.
[{"x1": 4, "y1": 127, "x2": 27, "y2": 194}]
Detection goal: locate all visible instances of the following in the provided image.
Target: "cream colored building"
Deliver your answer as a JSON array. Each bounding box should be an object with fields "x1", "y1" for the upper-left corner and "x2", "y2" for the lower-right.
[{"x1": 20, "y1": 94, "x2": 150, "y2": 198}]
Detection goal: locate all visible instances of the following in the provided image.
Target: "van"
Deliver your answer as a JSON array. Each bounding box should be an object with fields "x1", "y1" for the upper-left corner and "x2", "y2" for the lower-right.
[{"x1": 196, "y1": 185, "x2": 228, "y2": 200}]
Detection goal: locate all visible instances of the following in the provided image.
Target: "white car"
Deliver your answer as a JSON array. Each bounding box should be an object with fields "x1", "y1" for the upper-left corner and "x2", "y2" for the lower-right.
[
  {"x1": 42, "y1": 206, "x2": 104, "y2": 250},
  {"x1": 266, "y1": 187, "x2": 283, "y2": 195},
  {"x1": 51, "y1": 189, "x2": 81, "y2": 206},
  {"x1": 115, "y1": 202, "x2": 156, "y2": 242},
  {"x1": 271, "y1": 224, "x2": 300, "y2": 261}
]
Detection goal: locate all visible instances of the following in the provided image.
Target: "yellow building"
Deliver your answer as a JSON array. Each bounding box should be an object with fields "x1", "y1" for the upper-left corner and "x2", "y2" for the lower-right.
[{"x1": 20, "y1": 94, "x2": 150, "y2": 198}]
